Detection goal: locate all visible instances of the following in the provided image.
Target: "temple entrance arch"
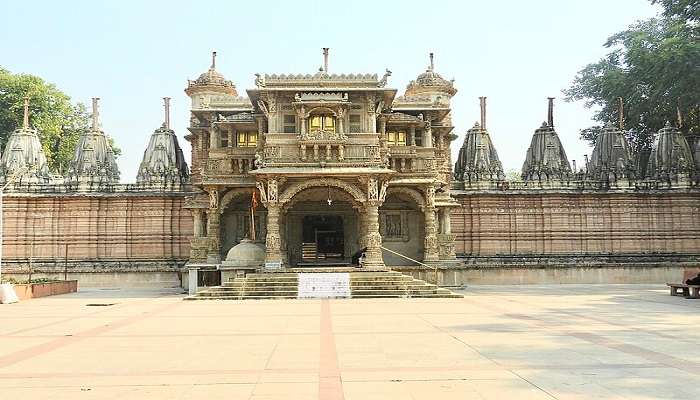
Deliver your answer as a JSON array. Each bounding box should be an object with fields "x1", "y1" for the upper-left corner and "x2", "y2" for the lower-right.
[
  {"x1": 379, "y1": 187, "x2": 426, "y2": 266},
  {"x1": 219, "y1": 188, "x2": 266, "y2": 260},
  {"x1": 281, "y1": 182, "x2": 364, "y2": 266}
]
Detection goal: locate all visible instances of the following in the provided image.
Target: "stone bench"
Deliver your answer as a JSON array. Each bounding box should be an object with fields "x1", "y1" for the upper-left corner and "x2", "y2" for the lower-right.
[{"x1": 667, "y1": 269, "x2": 700, "y2": 299}]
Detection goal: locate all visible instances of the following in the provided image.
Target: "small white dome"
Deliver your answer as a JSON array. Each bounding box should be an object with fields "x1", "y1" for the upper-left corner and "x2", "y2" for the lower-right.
[{"x1": 225, "y1": 239, "x2": 265, "y2": 267}]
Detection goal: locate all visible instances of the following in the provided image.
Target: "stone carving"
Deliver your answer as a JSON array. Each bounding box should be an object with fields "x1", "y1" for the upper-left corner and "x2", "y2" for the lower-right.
[
  {"x1": 378, "y1": 180, "x2": 389, "y2": 203},
  {"x1": 268, "y1": 179, "x2": 278, "y2": 202},
  {"x1": 256, "y1": 181, "x2": 268, "y2": 203},
  {"x1": 367, "y1": 178, "x2": 378, "y2": 201},
  {"x1": 377, "y1": 69, "x2": 392, "y2": 88},
  {"x1": 425, "y1": 186, "x2": 435, "y2": 207},
  {"x1": 278, "y1": 178, "x2": 366, "y2": 204},
  {"x1": 208, "y1": 188, "x2": 219, "y2": 209},
  {"x1": 298, "y1": 130, "x2": 347, "y2": 142},
  {"x1": 254, "y1": 73, "x2": 266, "y2": 88}
]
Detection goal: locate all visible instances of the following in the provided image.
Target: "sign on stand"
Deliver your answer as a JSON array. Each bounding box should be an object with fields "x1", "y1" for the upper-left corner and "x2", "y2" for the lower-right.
[{"x1": 298, "y1": 273, "x2": 351, "y2": 299}]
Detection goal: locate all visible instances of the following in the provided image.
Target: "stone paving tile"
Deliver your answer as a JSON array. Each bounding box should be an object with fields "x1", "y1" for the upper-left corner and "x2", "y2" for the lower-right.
[{"x1": 1, "y1": 285, "x2": 700, "y2": 399}]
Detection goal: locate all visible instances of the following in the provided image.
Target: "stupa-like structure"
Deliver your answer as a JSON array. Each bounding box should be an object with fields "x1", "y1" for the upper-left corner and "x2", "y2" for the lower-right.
[{"x1": 65, "y1": 98, "x2": 120, "y2": 186}]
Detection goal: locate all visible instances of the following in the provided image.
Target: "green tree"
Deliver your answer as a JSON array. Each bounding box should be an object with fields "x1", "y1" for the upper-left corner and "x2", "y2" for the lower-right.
[
  {"x1": 0, "y1": 67, "x2": 120, "y2": 173},
  {"x1": 563, "y1": 0, "x2": 700, "y2": 151}
]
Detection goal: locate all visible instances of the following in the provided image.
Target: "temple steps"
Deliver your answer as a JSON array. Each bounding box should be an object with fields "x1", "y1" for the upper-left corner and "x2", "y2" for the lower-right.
[{"x1": 185, "y1": 271, "x2": 462, "y2": 300}]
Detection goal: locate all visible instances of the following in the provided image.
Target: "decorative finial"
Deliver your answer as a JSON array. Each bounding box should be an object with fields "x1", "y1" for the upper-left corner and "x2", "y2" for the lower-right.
[
  {"x1": 618, "y1": 97, "x2": 624, "y2": 130},
  {"x1": 479, "y1": 96, "x2": 487, "y2": 130},
  {"x1": 322, "y1": 48, "x2": 329, "y2": 73},
  {"x1": 547, "y1": 97, "x2": 555, "y2": 128},
  {"x1": 211, "y1": 51, "x2": 217, "y2": 69},
  {"x1": 429, "y1": 53, "x2": 434, "y2": 71},
  {"x1": 91, "y1": 97, "x2": 100, "y2": 131},
  {"x1": 677, "y1": 97, "x2": 683, "y2": 128},
  {"x1": 23, "y1": 96, "x2": 29, "y2": 130},
  {"x1": 163, "y1": 97, "x2": 171, "y2": 130}
]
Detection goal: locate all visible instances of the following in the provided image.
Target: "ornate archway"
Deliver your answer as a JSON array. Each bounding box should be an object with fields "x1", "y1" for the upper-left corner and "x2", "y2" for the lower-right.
[{"x1": 278, "y1": 178, "x2": 366, "y2": 205}]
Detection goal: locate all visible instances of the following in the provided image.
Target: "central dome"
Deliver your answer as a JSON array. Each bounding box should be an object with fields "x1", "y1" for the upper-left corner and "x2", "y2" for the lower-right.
[{"x1": 405, "y1": 53, "x2": 457, "y2": 97}]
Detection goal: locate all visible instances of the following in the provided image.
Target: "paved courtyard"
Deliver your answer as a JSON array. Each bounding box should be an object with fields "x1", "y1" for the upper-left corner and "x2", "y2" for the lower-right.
[{"x1": 1, "y1": 284, "x2": 699, "y2": 399}]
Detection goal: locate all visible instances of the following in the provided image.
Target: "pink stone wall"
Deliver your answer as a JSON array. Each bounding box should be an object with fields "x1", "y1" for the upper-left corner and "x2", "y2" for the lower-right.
[
  {"x1": 452, "y1": 192, "x2": 700, "y2": 257},
  {"x1": 2, "y1": 194, "x2": 193, "y2": 273}
]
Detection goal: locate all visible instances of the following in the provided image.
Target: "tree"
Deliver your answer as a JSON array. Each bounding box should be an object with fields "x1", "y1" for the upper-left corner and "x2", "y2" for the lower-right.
[
  {"x1": 0, "y1": 68, "x2": 120, "y2": 173},
  {"x1": 563, "y1": 0, "x2": 700, "y2": 151}
]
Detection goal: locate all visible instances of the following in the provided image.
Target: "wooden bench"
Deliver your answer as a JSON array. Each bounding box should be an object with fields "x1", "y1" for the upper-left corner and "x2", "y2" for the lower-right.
[{"x1": 667, "y1": 269, "x2": 700, "y2": 299}]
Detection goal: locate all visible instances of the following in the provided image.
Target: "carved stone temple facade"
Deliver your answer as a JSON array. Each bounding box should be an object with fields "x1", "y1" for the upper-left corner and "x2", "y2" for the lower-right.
[
  {"x1": 1, "y1": 50, "x2": 699, "y2": 286},
  {"x1": 183, "y1": 51, "x2": 458, "y2": 270}
]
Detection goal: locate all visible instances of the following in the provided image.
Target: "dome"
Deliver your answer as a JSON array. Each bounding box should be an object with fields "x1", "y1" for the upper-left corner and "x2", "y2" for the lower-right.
[
  {"x1": 224, "y1": 239, "x2": 265, "y2": 267},
  {"x1": 185, "y1": 51, "x2": 237, "y2": 96},
  {"x1": 405, "y1": 53, "x2": 456, "y2": 97}
]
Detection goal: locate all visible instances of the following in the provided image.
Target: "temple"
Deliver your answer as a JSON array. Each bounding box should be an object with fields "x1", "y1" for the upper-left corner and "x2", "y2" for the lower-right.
[{"x1": 1, "y1": 49, "x2": 699, "y2": 290}]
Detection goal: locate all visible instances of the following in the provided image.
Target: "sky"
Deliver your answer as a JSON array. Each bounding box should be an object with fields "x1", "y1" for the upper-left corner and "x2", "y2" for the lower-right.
[{"x1": 0, "y1": 0, "x2": 660, "y2": 182}]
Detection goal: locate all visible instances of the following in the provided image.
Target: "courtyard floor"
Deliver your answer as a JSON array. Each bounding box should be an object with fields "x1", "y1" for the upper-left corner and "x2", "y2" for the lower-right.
[{"x1": 0, "y1": 284, "x2": 699, "y2": 399}]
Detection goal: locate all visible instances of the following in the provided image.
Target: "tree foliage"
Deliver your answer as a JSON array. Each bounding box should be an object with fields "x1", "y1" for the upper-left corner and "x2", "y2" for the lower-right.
[
  {"x1": 0, "y1": 68, "x2": 120, "y2": 173},
  {"x1": 563, "y1": 0, "x2": 700, "y2": 150}
]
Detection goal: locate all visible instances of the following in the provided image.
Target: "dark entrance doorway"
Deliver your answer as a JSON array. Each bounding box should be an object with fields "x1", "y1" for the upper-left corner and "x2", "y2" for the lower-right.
[{"x1": 301, "y1": 215, "x2": 344, "y2": 261}]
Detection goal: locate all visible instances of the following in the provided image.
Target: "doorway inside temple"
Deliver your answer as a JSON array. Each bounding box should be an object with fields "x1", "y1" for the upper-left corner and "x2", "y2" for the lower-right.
[{"x1": 301, "y1": 215, "x2": 344, "y2": 262}]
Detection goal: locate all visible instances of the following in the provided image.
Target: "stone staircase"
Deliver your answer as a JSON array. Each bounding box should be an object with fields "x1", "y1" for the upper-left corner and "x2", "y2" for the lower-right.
[{"x1": 185, "y1": 270, "x2": 462, "y2": 300}]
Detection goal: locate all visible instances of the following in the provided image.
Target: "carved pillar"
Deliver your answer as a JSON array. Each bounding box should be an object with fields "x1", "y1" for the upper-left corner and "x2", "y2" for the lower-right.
[
  {"x1": 193, "y1": 209, "x2": 204, "y2": 238},
  {"x1": 206, "y1": 209, "x2": 221, "y2": 263},
  {"x1": 227, "y1": 130, "x2": 233, "y2": 148},
  {"x1": 206, "y1": 188, "x2": 221, "y2": 263},
  {"x1": 256, "y1": 117, "x2": 265, "y2": 149},
  {"x1": 362, "y1": 203, "x2": 384, "y2": 269},
  {"x1": 265, "y1": 203, "x2": 282, "y2": 263},
  {"x1": 423, "y1": 124, "x2": 433, "y2": 148},
  {"x1": 356, "y1": 206, "x2": 367, "y2": 248},
  {"x1": 441, "y1": 208, "x2": 451, "y2": 234},
  {"x1": 209, "y1": 128, "x2": 217, "y2": 149},
  {"x1": 423, "y1": 207, "x2": 439, "y2": 262},
  {"x1": 409, "y1": 126, "x2": 416, "y2": 146}
]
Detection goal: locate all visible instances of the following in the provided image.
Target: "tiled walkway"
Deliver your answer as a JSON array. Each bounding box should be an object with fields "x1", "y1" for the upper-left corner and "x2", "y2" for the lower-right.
[{"x1": 1, "y1": 285, "x2": 699, "y2": 399}]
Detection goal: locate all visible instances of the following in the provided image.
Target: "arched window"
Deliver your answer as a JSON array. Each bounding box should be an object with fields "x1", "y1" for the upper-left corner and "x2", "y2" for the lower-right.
[{"x1": 308, "y1": 114, "x2": 336, "y2": 133}]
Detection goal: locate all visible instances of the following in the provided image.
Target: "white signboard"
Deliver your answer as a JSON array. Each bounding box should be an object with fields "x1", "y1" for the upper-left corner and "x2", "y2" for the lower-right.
[
  {"x1": 297, "y1": 273, "x2": 351, "y2": 299},
  {"x1": 264, "y1": 261, "x2": 282, "y2": 270}
]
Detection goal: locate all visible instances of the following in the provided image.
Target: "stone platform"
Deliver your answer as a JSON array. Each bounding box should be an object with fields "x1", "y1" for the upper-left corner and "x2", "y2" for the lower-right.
[{"x1": 186, "y1": 270, "x2": 462, "y2": 300}]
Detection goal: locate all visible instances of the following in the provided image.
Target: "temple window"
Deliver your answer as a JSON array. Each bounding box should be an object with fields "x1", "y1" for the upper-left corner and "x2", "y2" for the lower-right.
[
  {"x1": 283, "y1": 115, "x2": 296, "y2": 133},
  {"x1": 308, "y1": 114, "x2": 336, "y2": 133},
  {"x1": 236, "y1": 131, "x2": 257, "y2": 147},
  {"x1": 349, "y1": 114, "x2": 361, "y2": 133},
  {"x1": 387, "y1": 130, "x2": 407, "y2": 146},
  {"x1": 220, "y1": 130, "x2": 229, "y2": 147}
]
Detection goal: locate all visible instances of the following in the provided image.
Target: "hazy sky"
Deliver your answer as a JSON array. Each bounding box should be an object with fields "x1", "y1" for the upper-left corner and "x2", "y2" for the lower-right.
[{"x1": 1, "y1": 0, "x2": 659, "y2": 181}]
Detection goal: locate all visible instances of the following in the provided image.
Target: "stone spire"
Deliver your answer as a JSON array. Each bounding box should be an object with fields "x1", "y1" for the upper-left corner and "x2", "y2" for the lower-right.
[
  {"x1": 645, "y1": 122, "x2": 695, "y2": 181},
  {"x1": 454, "y1": 122, "x2": 505, "y2": 183},
  {"x1": 136, "y1": 97, "x2": 189, "y2": 187},
  {"x1": 65, "y1": 98, "x2": 120, "y2": 186},
  {"x1": 521, "y1": 99, "x2": 571, "y2": 181},
  {"x1": 0, "y1": 96, "x2": 51, "y2": 183},
  {"x1": 454, "y1": 99, "x2": 504, "y2": 182},
  {"x1": 586, "y1": 123, "x2": 636, "y2": 182}
]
